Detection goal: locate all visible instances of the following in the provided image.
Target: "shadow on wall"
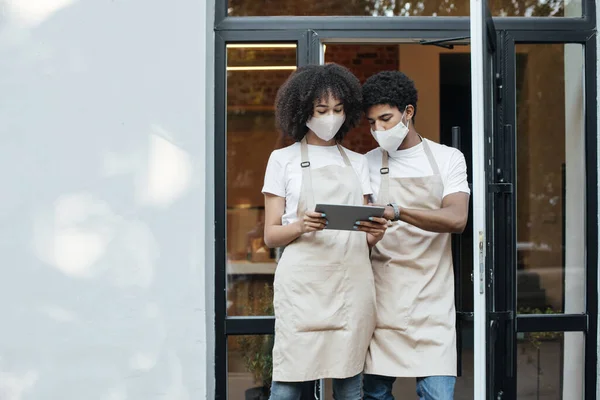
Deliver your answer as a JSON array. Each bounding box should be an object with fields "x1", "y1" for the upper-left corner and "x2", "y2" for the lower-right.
[{"x1": 0, "y1": 0, "x2": 207, "y2": 399}]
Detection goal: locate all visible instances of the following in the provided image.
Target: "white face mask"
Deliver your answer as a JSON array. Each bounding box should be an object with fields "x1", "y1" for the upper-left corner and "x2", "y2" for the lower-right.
[
  {"x1": 306, "y1": 113, "x2": 345, "y2": 142},
  {"x1": 370, "y1": 109, "x2": 410, "y2": 153}
]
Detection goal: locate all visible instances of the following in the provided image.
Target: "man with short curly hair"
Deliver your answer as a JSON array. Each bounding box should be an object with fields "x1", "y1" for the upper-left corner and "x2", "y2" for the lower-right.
[{"x1": 361, "y1": 71, "x2": 471, "y2": 400}]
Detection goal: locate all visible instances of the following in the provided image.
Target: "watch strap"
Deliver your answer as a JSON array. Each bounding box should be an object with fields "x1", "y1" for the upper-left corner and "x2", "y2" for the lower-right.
[{"x1": 387, "y1": 203, "x2": 401, "y2": 221}]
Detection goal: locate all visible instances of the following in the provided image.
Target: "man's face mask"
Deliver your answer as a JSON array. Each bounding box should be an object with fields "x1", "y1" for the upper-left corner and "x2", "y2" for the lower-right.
[{"x1": 370, "y1": 107, "x2": 410, "y2": 153}]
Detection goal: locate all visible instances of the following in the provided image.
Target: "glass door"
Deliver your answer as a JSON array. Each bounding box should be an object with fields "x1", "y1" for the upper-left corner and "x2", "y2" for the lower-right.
[{"x1": 479, "y1": 8, "x2": 599, "y2": 400}]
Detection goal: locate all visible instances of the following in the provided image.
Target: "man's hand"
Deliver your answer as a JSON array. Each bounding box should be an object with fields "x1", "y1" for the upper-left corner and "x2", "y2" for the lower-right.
[{"x1": 368, "y1": 203, "x2": 396, "y2": 221}]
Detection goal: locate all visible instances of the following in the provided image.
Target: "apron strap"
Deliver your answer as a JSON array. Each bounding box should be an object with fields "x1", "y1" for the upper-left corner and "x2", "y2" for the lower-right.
[
  {"x1": 336, "y1": 144, "x2": 352, "y2": 167},
  {"x1": 378, "y1": 149, "x2": 390, "y2": 204},
  {"x1": 299, "y1": 137, "x2": 315, "y2": 212},
  {"x1": 420, "y1": 137, "x2": 441, "y2": 176}
]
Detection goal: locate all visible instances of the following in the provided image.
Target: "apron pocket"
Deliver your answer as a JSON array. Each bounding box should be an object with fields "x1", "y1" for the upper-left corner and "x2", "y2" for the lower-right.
[
  {"x1": 288, "y1": 264, "x2": 348, "y2": 332},
  {"x1": 373, "y1": 265, "x2": 414, "y2": 331}
]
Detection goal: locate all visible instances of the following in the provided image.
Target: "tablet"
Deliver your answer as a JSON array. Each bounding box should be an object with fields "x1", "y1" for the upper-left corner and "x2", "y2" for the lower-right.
[{"x1": 314, "y1": 203, "x2": 386, "y2": 231}]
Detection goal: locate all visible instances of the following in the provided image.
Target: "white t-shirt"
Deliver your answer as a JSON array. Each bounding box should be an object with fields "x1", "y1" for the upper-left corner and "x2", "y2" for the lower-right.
[
  {"x1": 262, "y1": 142, "x2": 373, "y2": 225},
  {"x1": 365, "y1": 139, "x2": 470, "y2": 202}
]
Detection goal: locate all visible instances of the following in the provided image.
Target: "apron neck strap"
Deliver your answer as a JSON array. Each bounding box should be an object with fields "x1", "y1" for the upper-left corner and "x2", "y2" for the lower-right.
[
  {"x1": 336, "y1": 144, "x2": 352, "y2": 167},
  {"x1": 378, "y1": 149, "x2": 390, "y2": 204},
  {"x1": 420, "y1": 137, "x2": 441, "y2": 176},
  {"x1": 299, "y1": 137, "x2": 315, "y2": 212},
  {"x1": 298, "y1": 137, "x2": 352, "y2": 213}
]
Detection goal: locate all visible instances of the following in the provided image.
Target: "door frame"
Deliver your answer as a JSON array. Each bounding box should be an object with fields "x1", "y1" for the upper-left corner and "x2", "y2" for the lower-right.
[{"x1": 213, "y1": 2, "x2": 598, "y2": 398}]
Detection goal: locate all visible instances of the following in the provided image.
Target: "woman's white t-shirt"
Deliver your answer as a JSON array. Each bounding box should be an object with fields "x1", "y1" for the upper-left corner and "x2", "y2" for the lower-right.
[
  {"x1": 365, "y1": 138, "x2": 470, "y2": 202},
  {"x1": 262, "y1": 142, "x2": 373, "y2": 225}
]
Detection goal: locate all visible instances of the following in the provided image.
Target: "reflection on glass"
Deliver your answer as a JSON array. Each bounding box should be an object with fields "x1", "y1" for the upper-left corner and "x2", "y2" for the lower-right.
[
  {"x1": 517, "y1": 332, "x2": 584, "y2": 399},
  {"x1": 227, "y1": 0, "x2": 580, "y2": 17},
  {"x1": 226, "y1": 44, "x2": 297, "y2": 315},
  {"x1": 515, "y1": 44, "x2": 585, "y2": 315},
  {"x1": 228, "y1": 335, "x2": 274, "y2": 400}
]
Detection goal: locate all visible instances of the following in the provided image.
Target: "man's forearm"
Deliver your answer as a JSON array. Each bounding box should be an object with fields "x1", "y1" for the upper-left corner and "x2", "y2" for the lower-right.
[{"x1": 384, "y1": 205, "x2": 466, "y2": 234}]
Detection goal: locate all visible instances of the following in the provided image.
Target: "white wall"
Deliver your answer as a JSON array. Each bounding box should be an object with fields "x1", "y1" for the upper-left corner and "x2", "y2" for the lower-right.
[{"x1": 0, "y1": 0, "x2": 212, "y2": 398}]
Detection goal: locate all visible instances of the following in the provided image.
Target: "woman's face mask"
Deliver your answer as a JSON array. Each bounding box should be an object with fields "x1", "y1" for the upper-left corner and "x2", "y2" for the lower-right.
[
  {"x1": 306, "y1": 95, "x2": 345, "y2": 142},
  {"x1": 306, "y1": 113, "x2": 345, "y2": 141},
  {"x1": 370, "y1": 106, "x2": 410, "y2": 153}
]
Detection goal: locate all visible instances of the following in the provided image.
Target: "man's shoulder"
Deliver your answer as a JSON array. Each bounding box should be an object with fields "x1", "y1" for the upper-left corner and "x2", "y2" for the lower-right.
[
  {"x1": 425, "y1": 139, "x2": 465, "y2": 161},
  {"x1": 365, "y1": 147, "x2": 383, "y2": 163},
  {"x1": 339, "y1": 145, "x2": 368, "y2": 163}
]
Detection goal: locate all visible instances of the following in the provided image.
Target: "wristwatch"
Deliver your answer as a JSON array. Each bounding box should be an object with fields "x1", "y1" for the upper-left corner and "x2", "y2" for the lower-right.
[{"x1": 387, "y1": 203, "x2": 401, "y2": 221}]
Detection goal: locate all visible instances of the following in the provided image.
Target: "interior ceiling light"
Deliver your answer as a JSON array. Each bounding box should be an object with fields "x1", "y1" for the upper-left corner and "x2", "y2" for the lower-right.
[
  {"x1": 226, "y1": 44, "x2": 296, "y2": 49},
  {"x1": 226, "y1": 66, "x2": 297, "y2": 71}
]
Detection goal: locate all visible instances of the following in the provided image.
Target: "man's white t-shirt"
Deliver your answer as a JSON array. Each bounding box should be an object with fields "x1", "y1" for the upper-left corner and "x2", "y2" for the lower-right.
[
  {"x1": 365, "y1": 138, "x2": 470, "y2": 202},
  {"x1": 262, "y1": 142, "x2": 373, "y2": 225}
]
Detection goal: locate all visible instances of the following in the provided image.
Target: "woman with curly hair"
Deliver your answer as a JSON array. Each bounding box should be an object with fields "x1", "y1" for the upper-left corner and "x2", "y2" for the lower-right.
[{"x1": 261, "y1": 63, "x2": 388, "y2": 400}]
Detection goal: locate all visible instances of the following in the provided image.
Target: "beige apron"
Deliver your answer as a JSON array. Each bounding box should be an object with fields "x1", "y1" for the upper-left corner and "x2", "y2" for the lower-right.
[
  {"x1": 365, "y1": 139, "x2": 457, "y2": 377},
  {"x1": 272, "y1": 138, "x2": 377, "y2": 382}
]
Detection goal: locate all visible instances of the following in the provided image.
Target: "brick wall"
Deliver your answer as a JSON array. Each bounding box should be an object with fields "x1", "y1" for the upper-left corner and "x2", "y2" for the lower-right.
[{"x1": 325, "y1": 44, "x2": 400, "y2": 154}]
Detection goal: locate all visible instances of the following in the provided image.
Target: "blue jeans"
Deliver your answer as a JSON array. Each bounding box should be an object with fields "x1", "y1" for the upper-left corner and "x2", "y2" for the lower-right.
[
  {"x1": 270, "y1": 373, "x2": 362, "y2": 400},
  {"x1": 363, "y1": 374, "x2": 456, "y2": 400}
]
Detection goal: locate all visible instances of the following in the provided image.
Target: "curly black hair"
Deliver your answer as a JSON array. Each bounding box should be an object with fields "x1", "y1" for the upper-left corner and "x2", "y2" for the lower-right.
[
  {"x1": 362, "y1": 71, "x2": 418, "y2": 120},
  {"x1": 275, "y1": 63, "x2": 363, "y2": 142}
]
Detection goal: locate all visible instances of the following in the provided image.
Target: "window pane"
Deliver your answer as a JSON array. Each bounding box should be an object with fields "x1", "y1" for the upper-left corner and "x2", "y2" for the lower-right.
[
  {"x1": 228, "y1": 335, "x2": 274, "y2": 399},
  {"x1": 515, "y1": 44, "x2": 585, "y2": 315},
  {"x1": 227, "y1": 0, "x2": 581, "y2": 17},
  {"x1": 517, "y1": 332, "x2": 584, "y2": 399},
  {"x1": 226, "y1": 44, "x2": 297, "y2": 316}
]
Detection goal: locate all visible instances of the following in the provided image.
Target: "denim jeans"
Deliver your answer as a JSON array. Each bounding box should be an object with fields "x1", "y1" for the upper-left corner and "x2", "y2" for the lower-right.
[
  {"x1": 363, "y1": 374, "x2": 456, "y2": 400},
  {"x1": 269, "y1": 373, "x2": 362, "y2": 400}
]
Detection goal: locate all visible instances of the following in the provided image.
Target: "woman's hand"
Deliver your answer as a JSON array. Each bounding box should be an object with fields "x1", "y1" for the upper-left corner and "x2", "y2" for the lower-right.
[
  {"x1": 294, "y1": 211, "x2": 328, "y2": 234},
  {"x1": 355, "y1": 216, "x2": 388, "y2": 247}
]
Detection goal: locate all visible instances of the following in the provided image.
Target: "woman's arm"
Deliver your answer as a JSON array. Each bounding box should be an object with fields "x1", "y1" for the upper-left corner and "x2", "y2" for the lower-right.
[{"x1": 263, "y1": 193, "x2": 327, "y2": 248}]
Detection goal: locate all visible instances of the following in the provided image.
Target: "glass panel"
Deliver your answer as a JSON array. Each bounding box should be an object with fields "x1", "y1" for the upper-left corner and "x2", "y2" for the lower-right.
[
  {"x1": 226, "y1": 44, "x2": 297, "y2": 315},
  {"x1": 515, "y1": 44, "x2": 585, "y2": 315},
  {"x1": 516, "y1": 332, "x2": 584, "y2": 399},
  {"x1": 228, "y1": 335, "x2": 274, "y2": 399},
  {"x1": 325, "y1": 43, "x2": 474, "y2": 399},
  {"x1": 227, "y1": 0, "x2": 581, "y2": 17}
]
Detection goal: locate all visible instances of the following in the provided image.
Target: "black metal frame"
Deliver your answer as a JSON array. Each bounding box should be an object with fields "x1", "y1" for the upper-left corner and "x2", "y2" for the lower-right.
[
  {"x1": 213, "y1": 1, "x2": 598, "y2": 398},
  {"x1": 487, "y1": 28, "x2": 598, "y2": 399}
]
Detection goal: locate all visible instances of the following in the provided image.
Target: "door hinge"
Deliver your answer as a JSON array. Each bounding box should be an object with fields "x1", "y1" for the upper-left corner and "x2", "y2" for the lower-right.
[
  {"x1": 489, "y1": 311, "x2": 514, "y2": 321},
  {"x1": 478, "y1": 231, "x2": 484, "y2": 294},
  {"x1": 457, "y1": 311, "x2": 474, "y2": 321},
  {"x1": 496, "y1": 72, "x2": 503, "y2": 103},
  {"x1": 488, "y1": 183, "x2": 513, "y2": 193}
]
